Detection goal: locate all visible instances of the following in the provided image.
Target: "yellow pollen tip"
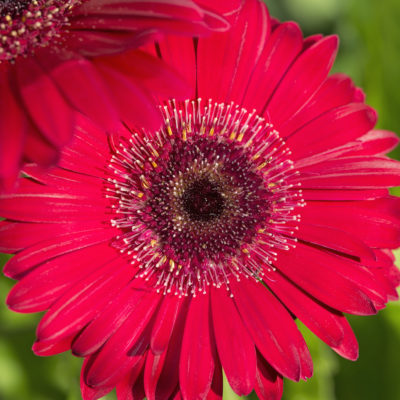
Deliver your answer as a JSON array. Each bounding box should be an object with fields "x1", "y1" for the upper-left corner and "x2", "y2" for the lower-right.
[
  {"x1": 167, "y1": 124, "x2": 173, "y2": 136},
  {"x1": 257, "y1": 161, "x2": 267, "y2": 171}
]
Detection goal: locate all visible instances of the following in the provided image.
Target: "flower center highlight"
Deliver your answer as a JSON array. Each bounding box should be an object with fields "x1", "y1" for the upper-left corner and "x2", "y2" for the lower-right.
[
  {"x1": 106, "y1": 99, "x2": 305, "y2": 296},
  {"x1": 182, "y1": 179, "x2": 224, "y2": 222},
  {"x1": 0, "y1": 0, "x2": 82, "y2": 62}
]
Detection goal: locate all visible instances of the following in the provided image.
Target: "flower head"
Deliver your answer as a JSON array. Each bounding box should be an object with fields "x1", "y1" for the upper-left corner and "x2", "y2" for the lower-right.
[
  {"x1": 0, "y1": 0, "x2": 232, "y2": 192},
  {"x1": 1, "y1": 0, "x2": 400, "y2": 399}
]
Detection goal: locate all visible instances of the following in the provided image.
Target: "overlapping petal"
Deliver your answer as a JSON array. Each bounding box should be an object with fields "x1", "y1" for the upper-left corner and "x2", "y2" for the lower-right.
[{"x1": 0, "y1": 0, "x2": 232, "y2": 192}]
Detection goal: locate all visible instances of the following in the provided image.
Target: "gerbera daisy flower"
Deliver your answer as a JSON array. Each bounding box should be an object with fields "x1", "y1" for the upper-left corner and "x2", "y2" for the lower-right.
[
  {"x1": 0, "y1": 0, "x2": 233, "y2": 192},
  {"x1": 1, "y1": 0, "x2": 400, "y2": 399}
]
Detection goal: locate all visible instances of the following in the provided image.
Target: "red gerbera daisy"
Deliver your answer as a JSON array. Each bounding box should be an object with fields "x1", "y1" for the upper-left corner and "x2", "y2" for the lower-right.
[
  {"x1": 1, "y1": 0, "x2": 400, "y2": 399},
  {"x1": 0, "y1": 0, "x2": 233, "y2": 192}
]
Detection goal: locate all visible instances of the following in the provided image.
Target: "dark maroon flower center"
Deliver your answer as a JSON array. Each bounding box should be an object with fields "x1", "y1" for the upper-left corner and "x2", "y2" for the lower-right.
[
  {"x1": 182, "y1": 179, "x2": 224, "y2": 222},
  {"x1": 0, "y1": 0, "x2": 30, "y2": 16},
  {"x1": 107, "y1": 99, "x2": 303, "y2": 296}
]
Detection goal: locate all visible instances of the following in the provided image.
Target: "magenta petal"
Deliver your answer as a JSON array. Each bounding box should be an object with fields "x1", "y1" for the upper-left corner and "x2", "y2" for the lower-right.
[
  {"x1": 244, "y1": 22, "x2": 303, "y2": 111},
  {"x1": 267, "y1": 35, "x2": 338, "y2": 126},
  {"x1": 39, "y1": 55, "x2": 122, "y2": 133},
  {"x1": 279, "y1": 73, "x2": 356, "y2": 138},
  {"x1": 274, "y1": 242, "x2": 378, "y2": 315},
  {"x1": 148, "y1": 300, "x2": 189, "y2": 400},
  {"x1": 72, "y1": 278, "x2": 152, "y2": 357},
  {"x1": 32, "y1": 335, "x2": 73, "y2": 356},
  {"x1": 81, "y1": 358, "x2": 114, "y2": 400},
  {"x1": 36, "y1": 258, "x2": 130, "y2": 343},
  {"x1": 295, "y1": 156, "x2": 400, "y2": 189},
  {"x1": 150, "y1": 295, "x2": 184, "y2": 355},
  {"x1": 211, "y1": 287, "x2": 256, "y2": 396},
  {"x1": 0, "y1": 71, "x2": 25, "y2": 192},
  {"x1": 231, "y1": 278, "x2": 312, "y2": 381},
  {"x1": 254, "y1": 353, "x2": 283, "y2": 400},
  {"x1": 197, "y1": 0, "x2": 270, "y2": 104},
  {"x1": 84, "y1": 291, "x2": 160, "y2": 388},
  {"x1": 287, "y1": 103, "x2": 377, "y2": 160},
  {"x1": 115, "y1": 357, "x2": 147, "y2": 400},
  {"x1": 347, "y1": 130, "x2": 400, "y2": 156},
  {"x1": 180, "y1": 294, "x2": 215, "y2": 400},
  {"x1": 300, "y1": 199, "x2": 400, "y2": 249},
  {"x1": 4, "y1": 228, "x2": 116, "y2": 279},
  {"x1": 296, "y1": 222, "x2": 375, "y2": 262},
  {"x1": 266, "y1": 271, "x2": 358, "y2": 359},
  {"x1": 6, "y1": 243, "x2": 116, "y2": 313},
  {"x1": 15, "y1": 58, "x2": 75, "y2": 149}
]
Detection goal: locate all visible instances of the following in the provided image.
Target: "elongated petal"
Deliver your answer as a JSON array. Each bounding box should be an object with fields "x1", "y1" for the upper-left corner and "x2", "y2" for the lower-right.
[
  {"x1": 211, "y1": 287, "x2": 256, "y2": 396},
  {"x1": 231, "y1": 278, "x2": 312, "y2": 381},
  {"x1": 180, "y1": 294, "x2": 215, "y2": 400}
]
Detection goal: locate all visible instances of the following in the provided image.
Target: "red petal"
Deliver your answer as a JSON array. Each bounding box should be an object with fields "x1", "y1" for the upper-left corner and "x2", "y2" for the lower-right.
[
  {"x1": 150, "y1": 295, "x2": 184, "y2": 355},
  {"x1": 84, "y1": 291, "x2": 159, "y2": 388},
  {"x1": 36, "y1": 258, "x2": 131, "y2": 343},
  {"x1": 267, "y1": 36, "x2": 338, "y2": 126},
  {"x1": 254, "y1": 353, "x2": 283, "y2": 400},
  {"x1": 148, "y1": 298, "x2": 189, "y2": 400},
  {"x1": 266, "y1": 271, "x2": 359, "y2": 360},
  {"x1": 15, "y1": 57, "x2": 75, "y2": 149},
  {"x1": 39, "y1": 55, "x2": 121, "y2": 133},
  {"x1": 180, "y1": 294, "x2": 215, "y2": 400},
  {"x1": 296, "y1": 222, "x2": 375, "y2": 262},
  {"x1": 295, "y1": 156, "x2": 400, "y2": 189},
  {"x1": 6, "y1": 243, "x2": 116, "y2": 313},
  {"x1": 0, "y1": 69, "x2": 25, "y2": 192},
  {"x1": 274, "y1": 242, "x2": 378, "y2": 315},
  {"x1": 0, "y1": 220, "x2": 103, "y2": 254},
  {"x1": 286, "y1": 103, "x2": 377, "y2": 160},
  {"x1": 279, "y1": 73, "x2": 356, "y2": 138},
  {"x1": 0, "y1": 180, "x2": 107, "y2": 223},
  {"x1": 197, "y1": 0, "x2": 270, "y2": 104},
  {"x1": 301, "y1": 188, "x2": 388, "y2": 201},
  {"x1": 72, "y1": 278, "x2": 152, "y2": 357},
  {"x1": 243, "y1": 22, "x2": 303, "y2": 112},
  {"x1": 115, "y1": 357, "x2": 147, "y2": 400},
  {"x1": 346, "y1": 130, "x2": 400, "y2": 156},
  {"x1": 300, "y1": 198, "x2": 400, "y2": 248},
  {"x1": 4, "y1": 228, "x2": 116, "y2": 279},
  {"x1": 231, "y1": 278, "x2": 312, "y2": 381},
  {"x1": 81, "y1": 357, "x2": 114, "y2": 400},
  {"x1": 211, "y1": 287, "x2": 256, "y2": 396}
]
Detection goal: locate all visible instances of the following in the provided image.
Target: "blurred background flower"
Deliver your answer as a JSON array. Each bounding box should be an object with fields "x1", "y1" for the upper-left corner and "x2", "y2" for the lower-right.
[{"x1": 0, "y1": 0, "x2": 399, "y2": 399}]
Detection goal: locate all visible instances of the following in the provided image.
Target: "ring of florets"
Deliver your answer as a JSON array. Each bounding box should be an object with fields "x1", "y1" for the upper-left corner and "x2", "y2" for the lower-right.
[{"x1": 105, "y1": 99, "x2": 305, "y2": 297}]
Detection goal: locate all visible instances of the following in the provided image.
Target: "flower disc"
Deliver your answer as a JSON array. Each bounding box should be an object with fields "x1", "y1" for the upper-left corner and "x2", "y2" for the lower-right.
[{"x1": 107, "y1": 99, "x2": 304, "y2": 296}]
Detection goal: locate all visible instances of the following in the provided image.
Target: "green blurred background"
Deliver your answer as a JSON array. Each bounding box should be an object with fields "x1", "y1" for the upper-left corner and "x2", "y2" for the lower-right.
[{"x1": 1, "y1": 0, "x2": 400, "y2": 399}]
